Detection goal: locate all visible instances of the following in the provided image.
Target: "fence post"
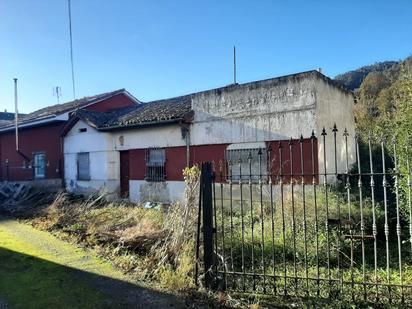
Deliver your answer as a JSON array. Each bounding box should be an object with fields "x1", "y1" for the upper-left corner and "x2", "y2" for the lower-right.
[{"x1": 201, "y1": 162, "x2": 214, "y2": 289}]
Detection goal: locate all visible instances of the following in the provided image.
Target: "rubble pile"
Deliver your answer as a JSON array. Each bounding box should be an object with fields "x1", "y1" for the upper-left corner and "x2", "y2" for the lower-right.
[{"x1": 0, "y1": 183, "x2": 55, "y2": 215}]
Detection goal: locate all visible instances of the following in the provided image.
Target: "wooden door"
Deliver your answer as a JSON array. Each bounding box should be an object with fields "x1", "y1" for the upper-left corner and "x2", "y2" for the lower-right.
[{"x1": 120, "y1": 151, "x2": 130, "y2": 198}]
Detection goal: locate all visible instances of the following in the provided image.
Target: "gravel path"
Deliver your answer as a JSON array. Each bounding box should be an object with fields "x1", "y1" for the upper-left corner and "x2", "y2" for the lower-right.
[{"x1": 0, "y1": 217, "x2": 188, "y2": 308}]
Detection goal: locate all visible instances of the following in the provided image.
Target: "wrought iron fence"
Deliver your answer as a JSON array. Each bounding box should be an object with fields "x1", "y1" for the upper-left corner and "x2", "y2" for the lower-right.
[{"x1": 196, "y1": 126, "x2": 412, "y2": 305}]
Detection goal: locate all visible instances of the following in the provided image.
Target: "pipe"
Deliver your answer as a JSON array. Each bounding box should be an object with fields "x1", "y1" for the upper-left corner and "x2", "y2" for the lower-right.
[
  {"x1": 13, "y1": 78, "x2": 31, "y2": 164},
  {"x1": 186, "y1": 127, "x2": 190, "y2": 167},
  {"x1": 14, "y1": 78, "x2": 19, "y2": 151}
]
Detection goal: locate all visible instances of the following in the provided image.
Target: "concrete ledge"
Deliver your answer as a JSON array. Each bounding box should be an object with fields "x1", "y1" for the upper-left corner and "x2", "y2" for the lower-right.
[{"x1": 0, "y1": 179, "x2": 62, "y2": 191}]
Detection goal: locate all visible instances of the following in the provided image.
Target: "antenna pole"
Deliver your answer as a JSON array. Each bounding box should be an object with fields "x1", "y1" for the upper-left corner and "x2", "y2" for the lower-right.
[
  {"x1": 14, "y1": 78, "x2": 19, "y2": 151},
  {"x1": 233, "y1": 46, "x2": 237, "y2": 84},
  {"x1": 68, "y1": 0, "x2": 76, "y2": 99},
  {"x1": 53, "y1": 86, "x2": 62, "y2": 104}
]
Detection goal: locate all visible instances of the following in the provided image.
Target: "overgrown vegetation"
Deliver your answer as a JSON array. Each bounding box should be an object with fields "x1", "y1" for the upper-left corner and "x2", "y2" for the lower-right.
[
  {"x1": 13, "y1": 166, "x2": 202, "y2": 294},
  {"x1": 213, "y1": 184, "x2": 412, "y2": 304}
]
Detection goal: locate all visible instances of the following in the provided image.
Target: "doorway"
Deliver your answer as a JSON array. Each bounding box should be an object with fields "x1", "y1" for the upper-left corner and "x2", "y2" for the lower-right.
[{"x1": 120, "y1": 151, "x2": 130, "y2": 198}]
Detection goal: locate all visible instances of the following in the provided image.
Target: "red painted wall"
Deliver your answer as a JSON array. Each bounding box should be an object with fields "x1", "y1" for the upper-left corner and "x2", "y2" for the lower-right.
[
  {"x1": 127, "y1": 140, "x2": 318, "y2": 184},
  {"x1": 266, "y1": 139, "x2": 318, "y2": 184},
  {"x1": 166, "y1": 147, "x2": 187, "y2": 181},
  {"x1": 129, "y1": 149, "x2": 145, "y2": 180},
  {"x1": 0, "y1": 122, "x2": 64, "y2": 181},
  {"x1": 190, "y1": 144, "x2": 229, "y2": 181},
  {"x1": 128, "y1": 144, "x2": 229, "y2": 181},
  {"x1": 86, "y1": 93, "x2": 136, "y2": 112}
]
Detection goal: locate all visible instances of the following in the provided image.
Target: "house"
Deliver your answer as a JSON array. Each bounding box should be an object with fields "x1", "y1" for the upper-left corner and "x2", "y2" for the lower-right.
[
  {"x1": 0, "y1": 89, "x2": 139, "y2": 187},
  {"x1": 62, "y1": 70, "x2": 356, "y2": 203}
]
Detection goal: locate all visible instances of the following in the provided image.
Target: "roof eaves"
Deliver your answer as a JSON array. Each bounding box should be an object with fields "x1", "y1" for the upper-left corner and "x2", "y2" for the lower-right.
[
  {"x1": 0, "y1": 114, "x2": 60, "y2": 132},
  {"x1": 97, "y1": 118, "x2": 185, "y2": 132}
]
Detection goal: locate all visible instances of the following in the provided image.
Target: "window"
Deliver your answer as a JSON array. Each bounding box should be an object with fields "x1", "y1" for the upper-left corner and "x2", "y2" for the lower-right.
[
  {"x1": 77, "y1": 152, "x2": 90, "y2": 180},
  {"x1": 33, "y1": 153, "x2": 46, "y2": 179},
  {"x1": 146, "y1": 148, "x2": 166, "y2": 181},
  {"x1": 226, "y1": 144, "x2": 267, "y2": 181}
]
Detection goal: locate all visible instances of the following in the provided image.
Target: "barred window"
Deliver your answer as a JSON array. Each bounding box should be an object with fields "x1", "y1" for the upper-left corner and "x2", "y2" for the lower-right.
[
  {"x1": 146, "y1": 148, "x2": 166, "y2": 181},
  {"x1": 77, "y1": 152, "x2": 90, "y2": 180},
  {"x1": 226, "y1": 146, "x2": 267, "y2": 181},
  {"x1": 33, "y1": 153, "x2": 46, "y2": 179}
]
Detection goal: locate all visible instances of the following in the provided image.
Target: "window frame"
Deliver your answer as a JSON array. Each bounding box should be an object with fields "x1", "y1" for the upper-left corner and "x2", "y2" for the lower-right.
[
  {"x1": 77, "y1": 152, "x2": 90, "y2": 181},
  {"x1": 145, "y1": 147, "x2": 166, "y2": 182},
  {"x1": 32, "y1": 152, "x2": 46, "y2": 179},
  {"x1": 225, "y1": 147, "x2": 268, "y2": 182}
]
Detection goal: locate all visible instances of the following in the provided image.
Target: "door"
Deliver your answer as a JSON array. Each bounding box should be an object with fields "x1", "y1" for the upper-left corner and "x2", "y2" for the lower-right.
[{"x1": 120, "y1": 151, "x2": 130, "y2": 198}]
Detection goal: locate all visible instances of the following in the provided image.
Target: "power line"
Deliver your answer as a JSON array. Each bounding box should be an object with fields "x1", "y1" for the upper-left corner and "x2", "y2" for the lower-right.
[
  {"x1": 68, "y1": 0, "x2": 76, "y2": 100},
  {"x1": 233, "y1": 46, "x2": 237, "y2": 84}
]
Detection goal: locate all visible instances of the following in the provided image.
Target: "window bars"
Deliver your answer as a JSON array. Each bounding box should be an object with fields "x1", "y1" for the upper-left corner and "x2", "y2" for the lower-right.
[
  {"x1": 146, "y1": 147, "x2": 166, "y2": 182},
  {"x1": 198, "y1": 127, "x2": 412, "y2": 305}
]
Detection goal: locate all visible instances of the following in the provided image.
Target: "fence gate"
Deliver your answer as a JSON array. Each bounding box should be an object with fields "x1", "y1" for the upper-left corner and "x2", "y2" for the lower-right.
[{"x1": 197, "y1": 128, "x2": 412, "y2": 305}]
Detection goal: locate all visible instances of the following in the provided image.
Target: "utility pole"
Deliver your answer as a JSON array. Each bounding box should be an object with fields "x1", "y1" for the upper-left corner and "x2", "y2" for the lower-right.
[{"x1": 68, "y1": 0, "x2": 76, "y2": 99}]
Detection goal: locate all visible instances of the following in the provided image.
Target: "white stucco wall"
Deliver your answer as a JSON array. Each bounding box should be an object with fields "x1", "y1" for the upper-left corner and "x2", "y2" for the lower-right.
[
  {"x1": 190, "y1": 74, "x2": 356, "y2": 177},
  {"x1": 129, "y1": 180, "x2": 185, "y2": 204},
  {"x1": 190, "y1": 76, "x2": 318, "y2": 145},
  {"x1": 64, "y1": 120, "x2": 120, "y2": 198},
  {"x1": 111, "y1": 125, "x2": 185, "y2": 151},
  {"x1": 314, "y1": 78, "x2": 356, "y2": 177}
]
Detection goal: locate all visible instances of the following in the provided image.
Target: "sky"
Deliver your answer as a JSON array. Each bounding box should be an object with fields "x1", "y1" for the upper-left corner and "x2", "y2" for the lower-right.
[{"x1": 1, "y1": 0, "x2": 412, "y2": 114}]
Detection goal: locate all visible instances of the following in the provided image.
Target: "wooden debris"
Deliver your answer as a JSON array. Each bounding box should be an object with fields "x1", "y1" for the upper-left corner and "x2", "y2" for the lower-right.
[{"x1": 0, "y1": 183, "x2": 55, "y2": 215}]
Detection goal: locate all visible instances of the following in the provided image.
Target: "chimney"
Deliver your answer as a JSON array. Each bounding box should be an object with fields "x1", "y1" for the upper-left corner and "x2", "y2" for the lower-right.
[{"x1": 317, "y1": 67, "x2": 322, "y2": 74}]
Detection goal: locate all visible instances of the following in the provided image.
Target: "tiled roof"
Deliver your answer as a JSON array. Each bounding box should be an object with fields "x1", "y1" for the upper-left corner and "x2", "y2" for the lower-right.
[
  {"x1": 21, "y1": 89, "x2": 127, "y2": 123},
  {"x1": 70, "y1": 70, "x2": 352, "y2": 132},
  {"x1": 0, "y1": 89, "x2": 132, "y2": 129},
  {"x1": 75, "y1": 95, "x2": 193, "y2": 130},
  {"x1": 0, "y1": 112, "x2": 25, "y2": 121},
  {"x1": 0, "y1": 112, "x2": 27, "y2": 127}
]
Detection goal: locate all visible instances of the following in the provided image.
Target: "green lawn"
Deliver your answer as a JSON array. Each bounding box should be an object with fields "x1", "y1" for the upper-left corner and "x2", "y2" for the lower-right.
[
  {"x1": 0, "y1": 217, "x2": 184, "y2": 309},
  {"x1": 0, "y1": 220, "x2": 112, "y2": 308}
]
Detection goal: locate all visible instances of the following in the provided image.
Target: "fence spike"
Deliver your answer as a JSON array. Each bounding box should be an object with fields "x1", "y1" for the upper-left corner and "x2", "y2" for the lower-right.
[{"x1": 311, "y1": 130, "x2": 316, "y2": 139}]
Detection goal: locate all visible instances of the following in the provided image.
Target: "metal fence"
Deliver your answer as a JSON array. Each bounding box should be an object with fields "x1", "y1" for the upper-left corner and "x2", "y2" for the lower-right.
[{"x1": 196, "y1": 127, "x2": 412, "y2": 305}]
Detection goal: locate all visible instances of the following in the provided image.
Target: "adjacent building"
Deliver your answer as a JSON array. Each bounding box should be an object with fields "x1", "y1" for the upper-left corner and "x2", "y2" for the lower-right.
[{"x1": 0, "y1": 89, "x2": 139, "y2": 187}]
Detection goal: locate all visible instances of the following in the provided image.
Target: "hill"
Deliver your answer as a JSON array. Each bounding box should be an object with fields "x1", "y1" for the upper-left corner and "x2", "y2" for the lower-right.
[{"x1": 334, "y1": 61, "x2": 398, "y2": 90}]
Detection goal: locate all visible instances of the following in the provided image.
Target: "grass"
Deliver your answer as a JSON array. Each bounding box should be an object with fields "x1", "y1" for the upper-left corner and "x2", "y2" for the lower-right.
[{"x1": 0, "y1": 220, "x2": 108, "y2": 308}]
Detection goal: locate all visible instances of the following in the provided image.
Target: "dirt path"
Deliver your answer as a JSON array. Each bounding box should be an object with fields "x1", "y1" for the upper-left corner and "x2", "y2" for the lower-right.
[{"x1": 0, "y1": 217, "x2": 188, "y2": 308}]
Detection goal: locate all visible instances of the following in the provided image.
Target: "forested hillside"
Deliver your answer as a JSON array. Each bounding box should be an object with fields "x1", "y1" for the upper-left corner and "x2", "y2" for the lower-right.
[
  {"x1": 335, "y1": 61, "x2": 398, "y2": 90},
  {"x1": 335, "y1": 55, "x2": 412, "y2": 196},
  {"x1": 339, "y1": 55, "x2": 412, "y2": 137}
]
